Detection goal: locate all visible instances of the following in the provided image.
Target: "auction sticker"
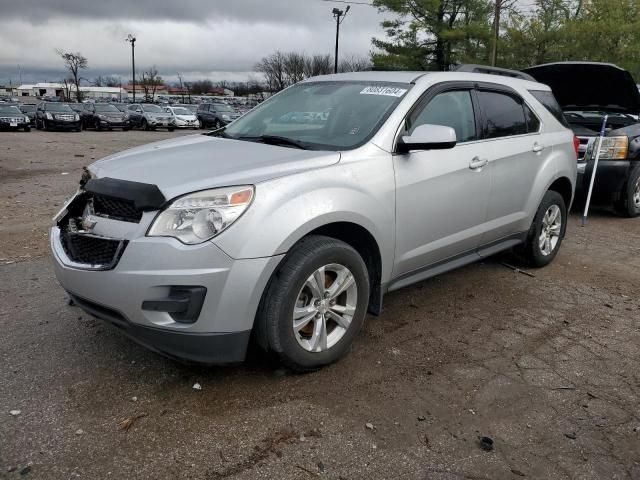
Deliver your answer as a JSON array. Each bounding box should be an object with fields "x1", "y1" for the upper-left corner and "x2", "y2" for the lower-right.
[{"x1": 360, "y1": 86, "x2": 407, "y2": 97}]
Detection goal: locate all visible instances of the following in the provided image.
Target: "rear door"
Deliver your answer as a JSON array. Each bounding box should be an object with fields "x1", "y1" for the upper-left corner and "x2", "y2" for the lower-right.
[
  {"x1": 393, "y1": 83, "x2": 493, "y2": 277},
  {"x1": 475, "y1": 86, "x2": 548, "y2": 249}
]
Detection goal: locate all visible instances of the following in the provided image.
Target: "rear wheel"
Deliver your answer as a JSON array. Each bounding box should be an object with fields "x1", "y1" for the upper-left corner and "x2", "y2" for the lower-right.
[
  {"x1": 214, "y1": 119, "x2": 222, "y2": 129},
  {"x1": 94, "y1": 119, "x2": 102, "y2": 131},
  {"x1": 614, "y1": 165, "x2": 640, "y2": 217},
  {"x1": 142, "y1": 119, "x2": 149, "y2": 131},
  {"x1": 519, "y1": 190, "x2": 567, "y2": 267},
  {"x1": 24, "y1": 126, "x2": 30, "y2": 132},
  {"x1": 255, "y1": 235, "x2": 369, "y2": 372}
]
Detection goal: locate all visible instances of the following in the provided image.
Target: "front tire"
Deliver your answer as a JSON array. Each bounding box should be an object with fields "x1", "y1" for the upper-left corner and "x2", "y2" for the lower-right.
[
  {"x1": 256, "y1": 235, "x2": 370, "y2": 372},
  {"x1": 142, "y1": 119, "x2": 149, "y2": 131},
  {"x1": 614, "y1": 165, "x2": 640, "y2": 217},
  {"x1": 519, "y1": 190, "x2": 567, "y2": 267},
  {"x1": 24, "y1": 126, "x2": 30, "y2": 132}
]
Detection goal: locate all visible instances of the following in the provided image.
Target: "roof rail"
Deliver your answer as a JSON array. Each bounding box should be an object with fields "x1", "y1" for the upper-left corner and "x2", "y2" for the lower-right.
[{"x1": 453, "y1": 64, "x2": 537, "y2": 82}]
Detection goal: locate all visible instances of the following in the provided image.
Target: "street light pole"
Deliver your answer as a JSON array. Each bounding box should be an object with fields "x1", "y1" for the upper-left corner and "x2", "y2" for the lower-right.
[
  {"x1": 332, "y1": 6, "x2": 350, "y2": 74},
  {"x1": 126, "y1": 34, "x2": 136, "y2": 102}
]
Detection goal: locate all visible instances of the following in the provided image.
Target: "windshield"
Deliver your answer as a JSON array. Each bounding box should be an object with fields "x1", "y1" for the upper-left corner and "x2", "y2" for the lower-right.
[
  {"x1": 95, "y1": 104, "x2": 119, "y2": 113},
  {"x1": 0, "y1": 106, "x2": 21, "y2": 115},
  {"x1": 19, "y1": 105, "x2": 36, "y2": 113},
  {"x1": 213, "y1": 104, "x2": 234, "y2": 112},
  {"x1": 45, "y1": 104, "x2": 73, "y2": 112},
  {"x1": 224, "y1": 81, "x2": 411, "y2": 150},
  {"x1": 142, "y1": 104, "x2": 163, "y2": 113},
  {"x1": 172, "y1": 107, "x2": 192, "y2": 115}
]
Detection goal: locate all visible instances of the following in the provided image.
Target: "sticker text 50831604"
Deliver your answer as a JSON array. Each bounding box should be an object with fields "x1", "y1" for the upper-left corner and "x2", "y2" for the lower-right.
[{"x1": 360, "y1": 86, "x2": 408, "y2": 97}]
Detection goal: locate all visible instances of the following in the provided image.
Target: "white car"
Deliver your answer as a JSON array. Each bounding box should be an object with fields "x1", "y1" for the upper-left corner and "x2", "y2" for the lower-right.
[{"x1": 163, "y1": 106, "x2": 200, "y2": 129}]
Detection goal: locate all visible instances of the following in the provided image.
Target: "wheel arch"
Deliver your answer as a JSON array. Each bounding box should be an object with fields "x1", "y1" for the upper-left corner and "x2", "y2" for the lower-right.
[{"x1": 548, "y1": 176, "x2": 574, "y2": 210}]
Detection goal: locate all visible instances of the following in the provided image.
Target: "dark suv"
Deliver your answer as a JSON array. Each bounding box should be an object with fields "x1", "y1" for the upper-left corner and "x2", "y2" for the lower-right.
[
  {"x1": 197, "y1": 103, "x2": 240, "y2": 129},
  {"x1": 81, "y1": 103, "x2": 130, "y2": 131},
  {"x1": 524, "y1": 62, "x2": 640, "y2": 217},
  {"x1": 0, "y1": 105, "x2": 31, "y2": 131},
  {"x1": 18, "y1": 104, "x2": 37, "y2": 127},
  {"x1": 35, "y1": 103, "x2": 81, "y2": 131}
]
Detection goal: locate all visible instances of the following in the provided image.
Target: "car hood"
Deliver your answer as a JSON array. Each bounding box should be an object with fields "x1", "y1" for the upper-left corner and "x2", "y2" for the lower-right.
[
  {"x1": 0, "y1": 113, "x2": 25, "y2": 119},
  {"x1": 176, "y1": 115, "x2": 197, "y2": 120},
  {"x1": 523, "y1": 62, "x2": 640, "y2": 113},
  {"x1": 89, "y1": 134, "x2": 340, "y2": 200}
]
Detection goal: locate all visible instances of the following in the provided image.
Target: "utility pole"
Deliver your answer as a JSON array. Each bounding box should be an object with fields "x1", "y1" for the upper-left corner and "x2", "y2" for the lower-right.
[
  {"x1": 332, "y1": 6, "x2": 350, "y2": 74},
  {"x1": 177, "y1": 72, "x2": 184, "y2": 103},
  {"x1": 490, "y1": 0, "x2": 502, "y2": 66},
  {"x1": 126, "y1": 34, "x2": 136, "y2": 102}
]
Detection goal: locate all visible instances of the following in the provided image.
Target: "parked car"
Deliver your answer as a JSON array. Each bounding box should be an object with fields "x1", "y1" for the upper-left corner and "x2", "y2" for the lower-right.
[
  {"x1": 68, "y1": 103, "x2": 85, "y2": 114},
  {"x1": 0, "y1": 105, "x2": 31, "y2": 131},
  {"x1": 51, "y1": 69, "x2": 576, "y2": 370},
  {"x1": 197, "y1": 102, "x2": 240, "y2": 129},
  {"x1": 18, "y1": 104, "x2": 37, "y2": 126},
  {"x1": 111, "y1": 103, "x2": 129, "y2": 112},
  {"x1": 523, "y1": 62, "x2": 640, "y2": 217},
  {"x1": 35, "y1": 102, "x2": 81, "y2": 131},
  {"x1": 162, "y1": 106, "x2": 200, "y2": 129},
  {"x1": 175, "y1": 104, "x2": 198, "y2": 113},
  {"x1": 81, "y1": 103, "x2": 130, "y2": 131},
  {"x1": 127, "y1": 103, "x2": 175, "y2": 131}
]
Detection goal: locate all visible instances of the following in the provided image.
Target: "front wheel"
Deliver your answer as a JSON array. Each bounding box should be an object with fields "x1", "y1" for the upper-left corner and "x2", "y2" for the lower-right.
[
  {"x1": 24, "y1": 126, "x2": 31, "y2": 132},
  {"x1": 519, "y1": 190, "x2": 567, "y2": 267},
  {"x1": 142, "y1": 119, "x2": 149, "y2": 131},
  {"x1": 255, "y1": 235, "x2": 370, "y2": 372},
  {"x1": 614, "y1": 165, "x2": 640, "y2": 217}
]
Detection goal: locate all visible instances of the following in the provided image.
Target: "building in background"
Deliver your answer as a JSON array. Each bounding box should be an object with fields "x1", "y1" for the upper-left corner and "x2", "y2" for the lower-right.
[{"x1": 15, "y1": 83, "x2": 128, "y2": 101}]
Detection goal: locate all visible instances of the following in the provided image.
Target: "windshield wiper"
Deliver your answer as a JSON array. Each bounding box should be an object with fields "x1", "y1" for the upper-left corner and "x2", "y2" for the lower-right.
[{"x1": 237, "y1": 135, "x2": 309, "y2": 149}]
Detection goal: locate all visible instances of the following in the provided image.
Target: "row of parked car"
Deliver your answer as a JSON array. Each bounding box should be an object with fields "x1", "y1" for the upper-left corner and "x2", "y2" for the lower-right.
[{"x1": 0, "y1": 101, "x2": 247, "y2": 132}]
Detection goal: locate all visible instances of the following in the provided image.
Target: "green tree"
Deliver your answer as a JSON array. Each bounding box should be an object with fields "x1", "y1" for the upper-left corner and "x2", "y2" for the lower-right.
[{"x1": 371, "y1": 0, "x2": 493, "y2": 71}]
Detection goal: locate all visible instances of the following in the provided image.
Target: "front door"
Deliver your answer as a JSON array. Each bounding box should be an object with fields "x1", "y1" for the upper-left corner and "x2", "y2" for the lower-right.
[{"x1": 393, "y1": 88, "x2": 493, "y2": 277}]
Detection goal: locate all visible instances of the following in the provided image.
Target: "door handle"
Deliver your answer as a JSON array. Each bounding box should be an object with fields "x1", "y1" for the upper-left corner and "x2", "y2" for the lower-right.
[
  {"x1": 532, "y1": 143, "x2": 545, "y2": 153},
  {"x1": 469, "y1": 157, "x2": 488, "y2": 170}
]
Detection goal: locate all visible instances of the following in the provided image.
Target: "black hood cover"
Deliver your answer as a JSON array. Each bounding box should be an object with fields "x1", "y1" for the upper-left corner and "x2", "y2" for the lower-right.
[{"x1": 523, "y1": 62, "x2": 640, "y2": 113}]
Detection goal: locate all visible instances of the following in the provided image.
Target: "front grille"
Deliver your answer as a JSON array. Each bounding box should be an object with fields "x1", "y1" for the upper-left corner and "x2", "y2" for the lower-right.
[
  {"x1": 60, "y1": 227, "x2": 126, "y2": 267},
  {"x1": 92, "y1": 194, "x2": 142, "y2": 222}
]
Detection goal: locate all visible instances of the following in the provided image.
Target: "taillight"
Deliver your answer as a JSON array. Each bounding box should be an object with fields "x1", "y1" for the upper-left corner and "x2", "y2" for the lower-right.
[{"x1": 573, "y1": 135, "x2": 580, "y2": 159}]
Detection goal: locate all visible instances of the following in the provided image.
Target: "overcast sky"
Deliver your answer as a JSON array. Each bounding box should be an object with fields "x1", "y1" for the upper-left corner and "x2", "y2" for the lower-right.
[{"x1": 0, "y1": 0, "x2": 390, "y2": 86}]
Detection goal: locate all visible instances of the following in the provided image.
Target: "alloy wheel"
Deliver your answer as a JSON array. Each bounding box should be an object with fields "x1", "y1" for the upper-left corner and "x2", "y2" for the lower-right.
[
  {"x1": 633, "y1": 178, "x2": 640, "y2": 209},
  {"x1": 292, "y1": 263, "x2": 357, "y2": 353},
  {"x1": 539, "y1": 204, "x2": 562, "y2": 256}
]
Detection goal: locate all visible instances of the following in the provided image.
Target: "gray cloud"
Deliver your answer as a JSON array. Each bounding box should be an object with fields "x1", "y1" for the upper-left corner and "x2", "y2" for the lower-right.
[{"x1": 0, "y1": 1, "x2": 391, "y2": 86}]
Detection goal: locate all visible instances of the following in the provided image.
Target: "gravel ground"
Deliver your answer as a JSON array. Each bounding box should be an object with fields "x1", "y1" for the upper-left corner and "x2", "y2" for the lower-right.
[{"x1": 1, "y1": 130, "x2": 639, "y2": 480}]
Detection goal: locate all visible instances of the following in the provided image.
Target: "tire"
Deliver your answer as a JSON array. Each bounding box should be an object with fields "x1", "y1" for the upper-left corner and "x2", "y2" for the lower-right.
[
  {"x1": 123, "y1": 127, "x2": 130, "y2": 132},
  {"x1": 43, "y1": 119, "x2": 49, "y2": 131},
  {"x1": 142, "y1": 119, "x2": 149, "y2": 131},
  {"x1": 35, "y1": 118, "x2": 41, "y2": 130},
  {"x1": 168, "y1": 127, "x2": 175, "y2": 132},
  {"x1": 255, "y1": 235, "x2": 370, "y2": 372},
  {"x1": 614, "y1": 165, "x2": 640, "y2": 217},
  {"x1": 24, "y1": 126, "x2": 30, "y2": 132},
  {"x1": 214, "y1": 119, "x2": 222, "y2": 129},
  {"x1": 519, "y1": 190, "x2": 567, "y2": 267},
  {"x1": 94, "y1": 119, "x2": 102, "y2": 131}
]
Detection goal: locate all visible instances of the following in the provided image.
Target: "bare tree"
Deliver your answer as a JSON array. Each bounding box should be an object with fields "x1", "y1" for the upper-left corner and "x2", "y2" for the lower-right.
[
  {"x1": 283, "y1": 52, "x2": 306, "y2": 85},
  {"x1": 304, "y1": 54, "x2": 333, "y2": 77},
  {"x1": 338, "y1": 55, "x2": 372, "y2": 73},
  {"x1": 57, "y1": 50, "x2": 87, "y2": 101},
  {"x1": 140, "y1": 66, "x2": 163, "y2": 102},
  {"x1": 93, "y1": 75, "x2": 120, "y2": 87},
  {"x1": 61, "y1": 78, "x2": 73, "y2": 101},
  {"x1": 255, "y1": 51, "x2": 287, "y2": 92}
]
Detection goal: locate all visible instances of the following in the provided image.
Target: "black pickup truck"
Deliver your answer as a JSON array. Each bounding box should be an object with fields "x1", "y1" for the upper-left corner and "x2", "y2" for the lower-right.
[{"x1": 524, "y1": 62, "x2": 640, "y2": 217}]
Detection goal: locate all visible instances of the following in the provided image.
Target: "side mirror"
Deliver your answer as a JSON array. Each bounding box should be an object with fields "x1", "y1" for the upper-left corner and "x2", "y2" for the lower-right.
[{"x1": 397, "y1": 124, "x2": 457, "y2": 153}]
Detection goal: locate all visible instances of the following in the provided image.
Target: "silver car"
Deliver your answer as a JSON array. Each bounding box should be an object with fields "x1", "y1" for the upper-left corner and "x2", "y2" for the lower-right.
[{"x1": 51, "y1": 70, "x2": 577, "y2": 370}]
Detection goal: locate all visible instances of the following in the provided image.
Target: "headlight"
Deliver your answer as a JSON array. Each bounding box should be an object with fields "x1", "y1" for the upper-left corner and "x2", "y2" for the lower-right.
[
  {"x1": 74, "y1": 114, "x2": 80, "y2": 121},
  {"x1": 98, "y1": 114, "x2": 106, "y2": 119},
  {"x1": 147, "y1": 186, "x2": 254, "y2": 244},
  {"x1": 222, "y1": 114, "x2": 230, "y2": 120},
  {"x1": 45, "y1": 112, "x2": 53, "y2": 120},
  {"x1": 123, "y1": 113, "x2": 129, "y2": 120},
  {"x1": 24, "y1": 116, "x2": 30, "y2": 122},
  {"x1": 587, "y1": 136, "x2": 628, "y2": 160}
]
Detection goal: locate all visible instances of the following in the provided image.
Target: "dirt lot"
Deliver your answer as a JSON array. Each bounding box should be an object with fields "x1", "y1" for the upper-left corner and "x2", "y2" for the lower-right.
[{"x1": 1, "y1": 131, "x2": 639, "y2": 479}]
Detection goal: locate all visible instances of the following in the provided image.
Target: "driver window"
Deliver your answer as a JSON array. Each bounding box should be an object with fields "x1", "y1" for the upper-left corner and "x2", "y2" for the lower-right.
[{"x1": 409, "y1": 90, "x2": 476, "y2": 143}]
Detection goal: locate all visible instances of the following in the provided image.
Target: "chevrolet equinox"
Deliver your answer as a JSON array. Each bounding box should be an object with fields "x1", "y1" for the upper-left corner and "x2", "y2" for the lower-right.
[{"x1": 51, "y1": 70, "x2": 577, "y2": 371}]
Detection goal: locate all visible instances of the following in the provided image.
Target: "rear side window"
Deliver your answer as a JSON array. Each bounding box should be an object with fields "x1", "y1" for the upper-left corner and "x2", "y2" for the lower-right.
[
  {"x1": 529, "y1": 90, "x2": 569, "y2": 127},
  {"x1": 477, "y1": 90, "x2": 527, "y2": 139},
  {"x1": 409, "y1": 90, "x2": 476, "y2": 142}
]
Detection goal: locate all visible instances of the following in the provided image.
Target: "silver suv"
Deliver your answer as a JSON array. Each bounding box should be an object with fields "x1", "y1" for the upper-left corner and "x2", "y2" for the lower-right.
[{"x1": 51, "y1": 70, "x2": 577, "y2": 371}]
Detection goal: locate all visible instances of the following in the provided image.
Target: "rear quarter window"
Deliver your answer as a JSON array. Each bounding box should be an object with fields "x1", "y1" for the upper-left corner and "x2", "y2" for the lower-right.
[
  {"x1": 477, "y1": 90, "x2": 527, "y2": 139},
  {"x1": 529, "y1": 90, "x2": 570, "y2": 127}
]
